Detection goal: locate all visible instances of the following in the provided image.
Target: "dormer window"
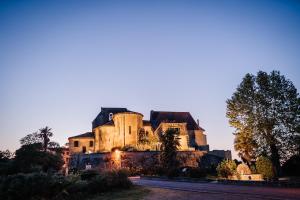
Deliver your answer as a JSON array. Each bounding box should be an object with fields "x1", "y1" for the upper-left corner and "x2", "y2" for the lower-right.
[{"x1": 109, "y1": 113, "x2": 113, "y2": 121}]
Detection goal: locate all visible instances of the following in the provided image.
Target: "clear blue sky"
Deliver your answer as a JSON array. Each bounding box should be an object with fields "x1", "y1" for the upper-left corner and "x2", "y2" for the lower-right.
[{"x1": 1, "y1": 0, "x2": 300, "y2": 159}]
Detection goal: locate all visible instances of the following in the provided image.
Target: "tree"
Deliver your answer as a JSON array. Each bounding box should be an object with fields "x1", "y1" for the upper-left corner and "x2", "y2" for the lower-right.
[
  {"x1": 159, "y1": 128, "x2": 181, "y2": 171},
  {"x1": 0, "y1": 150, "x2": 14, "y2": 175},
  {"x1": 15, "y1": 127, "x2": 63, "y2": 173},
  {"x1": 216, "y1": 159, "x2": 237, "y2": 178},
  {"x1": 138, "y1": 128, "x2": 150, "y2": 145},
  {"x1": 40, "y1": 126, "x2": 52, "y2": 151},
  {"x1": 256, "y1": 156, "x2": 274, "y2": 180},
  {"x1": 227, "y1": 71, "x2": 300, "y2": 176},
  {"x1": 20, "y1": 126, "x2": 59, "y2": 151},
  {"x1": 0, "y1": 150, "x2": 12, "y2": 162},
  {"x1": 137, "y1": 128, "x2": 150, "y2": 150},
  {"x1": 234, "y1": 129, "x2": 257, "y2": 166},
  {"x1": 14, "y1": 143, "x2": 63, "y2": 173}
]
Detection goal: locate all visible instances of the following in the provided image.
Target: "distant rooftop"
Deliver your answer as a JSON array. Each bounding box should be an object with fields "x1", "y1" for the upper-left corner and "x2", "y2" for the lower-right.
[
  {"x1": 68, "y1": 132, "x2": 94, "y2": 139},
  {"x1": 150, "y1": 110, "x2": 204, "y2": 131}
]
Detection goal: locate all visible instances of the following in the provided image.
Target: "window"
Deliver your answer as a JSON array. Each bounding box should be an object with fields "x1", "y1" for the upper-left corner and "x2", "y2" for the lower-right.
[
  {"x1": 74, "y1": 141, "x2": 79, "y2": 147},
  {"x1": 109, "y1": 113, "x2": 113, "y2": 121},
  {"x1": 129, "y1": 126, "x2": 131, "y2": 134},
  {"x1": 89, "y1": 141, "x2": 94, "y2": 147}
]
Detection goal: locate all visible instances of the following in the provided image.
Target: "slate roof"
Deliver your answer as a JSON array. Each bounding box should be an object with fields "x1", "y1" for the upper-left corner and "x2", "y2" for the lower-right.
[
  {"x1": 68, "y1": 132, "x2": 94, "y2": 139},
  {"x1": 150, "y1": 110, "x2": 205, "y2": 131},
  {"x1": 92, "y1": 107, "x2": 129, "y2": 129}
]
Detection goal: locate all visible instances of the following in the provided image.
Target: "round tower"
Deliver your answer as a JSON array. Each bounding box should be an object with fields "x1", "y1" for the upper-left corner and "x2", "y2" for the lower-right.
[{"x1": 113, "y1": 112, "x2": 143, "y2": 148}]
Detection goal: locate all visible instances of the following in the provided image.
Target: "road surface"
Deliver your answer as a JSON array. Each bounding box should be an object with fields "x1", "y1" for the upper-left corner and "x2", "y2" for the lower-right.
[{"x1": 130, "y1": 177, "x2": 300, "y2": 200}]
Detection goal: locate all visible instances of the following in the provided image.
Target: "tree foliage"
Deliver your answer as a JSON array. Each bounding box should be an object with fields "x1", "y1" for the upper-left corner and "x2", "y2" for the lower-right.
[
  {"x1": 227, "y1": 71, "x2": 300, "y2": 176},
  {"x1": 20, "y1": 126, "x2": 60, "y2": 151},
  {"x1": 1, "y1": 127, "x2": 63, "y2": 174},
  {"x1": 14, "y1": 143, "x2": 63, "y2": 173},
  {"x1": 216, "y1": 159, "x2": 237, "y2": 178},
  {"x1": 256, "y1": 156, "x2": 274, "y2": 180},
  {"x1": 0, "y1": 150, "x2": 12, "y2": 162},
  {"x1": 138, "y1": 128, "x2": 150, "y2": 145},
  {"x1": 159, "y1": 128, "x2": 181, "y2": 171}
]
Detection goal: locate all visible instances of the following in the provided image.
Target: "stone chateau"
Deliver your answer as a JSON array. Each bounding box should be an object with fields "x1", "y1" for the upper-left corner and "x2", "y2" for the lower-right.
[{"x1": 68, "y1": 107, "x2": 209, "y2": 154}]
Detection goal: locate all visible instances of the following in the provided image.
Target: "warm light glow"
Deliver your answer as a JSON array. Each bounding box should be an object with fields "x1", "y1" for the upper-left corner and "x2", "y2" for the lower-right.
[{"x1": 114, "y1": 149, "x2": 121, "y2": 159}]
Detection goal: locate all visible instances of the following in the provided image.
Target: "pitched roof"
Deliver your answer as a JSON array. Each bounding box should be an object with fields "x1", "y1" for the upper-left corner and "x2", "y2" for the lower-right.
[
  {"x1": 68, "y1": 132, "x2": 94, "y2": 139},
  {"x1": 92, "y1": 107, "x2": 129, "y2": 129},
  {"x1": 150, "y1": 110, "x2": 205, "y2": 131}
]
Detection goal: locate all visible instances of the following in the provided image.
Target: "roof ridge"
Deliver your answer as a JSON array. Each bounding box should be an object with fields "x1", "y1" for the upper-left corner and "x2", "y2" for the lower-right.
[{"x1": 152, "y1": 110, "x2": 190, "y2": 113}]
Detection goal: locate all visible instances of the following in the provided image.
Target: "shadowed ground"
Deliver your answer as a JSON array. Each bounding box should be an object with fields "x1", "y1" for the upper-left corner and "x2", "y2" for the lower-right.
[{"x1": 130, "y1": 177, "x2": 300, "y2": 200}]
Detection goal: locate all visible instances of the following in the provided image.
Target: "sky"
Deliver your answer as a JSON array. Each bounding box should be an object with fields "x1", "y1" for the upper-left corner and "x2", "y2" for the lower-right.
[{"x1": 0, "y1": 0, "x2": 300, "y2": 159}]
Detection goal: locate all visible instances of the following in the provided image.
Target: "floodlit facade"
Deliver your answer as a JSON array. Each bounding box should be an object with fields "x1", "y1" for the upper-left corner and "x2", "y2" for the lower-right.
[{"x1": 68, "y1": 107, "x2": 208, "y2": 154}]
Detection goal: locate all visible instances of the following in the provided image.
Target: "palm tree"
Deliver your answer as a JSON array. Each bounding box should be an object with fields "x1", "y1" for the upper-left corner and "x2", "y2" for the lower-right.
[
  {"x1": 39, "y1": 126, "x2": 53, "y2": 151},
  {"x1": 159, "y1": 128, "x2": 181, "y2": 170}
]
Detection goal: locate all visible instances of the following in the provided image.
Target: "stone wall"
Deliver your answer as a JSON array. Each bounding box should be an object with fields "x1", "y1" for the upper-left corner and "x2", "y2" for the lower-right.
[{"x1": 69, "y1": 151, "x2": 207, "y2": 173}]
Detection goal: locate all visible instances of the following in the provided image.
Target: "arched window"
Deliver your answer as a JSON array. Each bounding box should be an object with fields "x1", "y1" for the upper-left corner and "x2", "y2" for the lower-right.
[{"x1": 109, "y1": 113, "x2": 113, "y2": 121}]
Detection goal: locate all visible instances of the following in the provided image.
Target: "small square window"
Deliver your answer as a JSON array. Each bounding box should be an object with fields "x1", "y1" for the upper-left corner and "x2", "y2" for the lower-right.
[{"x1": 74, "y1": 141, "x2": 79, "y2": 147}]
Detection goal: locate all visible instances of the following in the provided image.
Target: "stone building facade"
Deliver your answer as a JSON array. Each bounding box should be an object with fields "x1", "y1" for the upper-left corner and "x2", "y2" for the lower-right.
[{"x1": 68, "y1": 107, "x2": 208, "y2": 154}]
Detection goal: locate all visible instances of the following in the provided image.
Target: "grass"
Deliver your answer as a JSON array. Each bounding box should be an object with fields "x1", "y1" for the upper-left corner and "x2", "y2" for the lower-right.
[{"x1": 88, "y1": 186, "x2": 151, "y2": 200}]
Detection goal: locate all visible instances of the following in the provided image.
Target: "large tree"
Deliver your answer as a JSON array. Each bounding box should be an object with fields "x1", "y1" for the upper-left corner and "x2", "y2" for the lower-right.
[
  {"x1": 227, "y1": 71, "x2": 300, "y2": 176},
  {"x1": 14, "y1": 143, "x2": 63, "y2": 173},
  {"x1": 159, "y1": 128, "x2": 181, "y2": 170},
  {"x1": 20, "y1": 126, "x2": 59, "y2": 151}
]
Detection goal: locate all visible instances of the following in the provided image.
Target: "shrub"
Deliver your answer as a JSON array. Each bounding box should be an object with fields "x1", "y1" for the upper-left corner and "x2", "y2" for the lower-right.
[
  {"x1": 66, "y1": 180, "x2": 89, "y2": 194},
  {"x1": 0, "y1": 172, "x2": 69, "y2": 200},
  {"x1": 256, "y1": 156, "x2": 274, "y2": 180},
  {"x1": 216, "y1": 159, "x2": 237, "y2": 178},
  {"x1": 166, "y1": 167, "x2": 180, "y2": 178},
  {"x1": 80, "y1": 169, "x2": 99, "y2": 180},
  {"x1": 101, "y1": 169, "x2": 132, "y2": 189},
  {"x1": 0, "y1": 170, "x2": 132, "y2": 200},
  {"x1": 187, "y1": 168, "x2": 207, "y2": 178}
]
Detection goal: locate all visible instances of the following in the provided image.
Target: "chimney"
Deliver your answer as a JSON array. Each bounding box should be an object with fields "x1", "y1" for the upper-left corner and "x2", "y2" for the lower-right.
[{"x1": 197, "y1": 119, "x2": 199, "y2": 126}]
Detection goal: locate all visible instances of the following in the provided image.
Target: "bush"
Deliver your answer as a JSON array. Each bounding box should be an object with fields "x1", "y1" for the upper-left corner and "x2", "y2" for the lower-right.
[
  {"x1": 0, "y1": 172, "x2": 70, "y2": 200},
  {"x1": 101, "y1": 169, "x2": 132, "y2": 189},
  {"x1": 187, "y1": 168, "x2": 207, "y2": 178},
  {"x1": 216, "y1": 159, "x2": 237, "y2": 178},
  {"x1": 256, "y1": 156, "x2": 274, "y2": 180},
  {"x1": 0, "y1": 170, "x2": 132, "y2": 200},
  {"x1": 80, "y1": 169, "x2": 99, "y2": 180},
  {"x1": 166, "y1": 167, "x2": 180, "y2": 178}
]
